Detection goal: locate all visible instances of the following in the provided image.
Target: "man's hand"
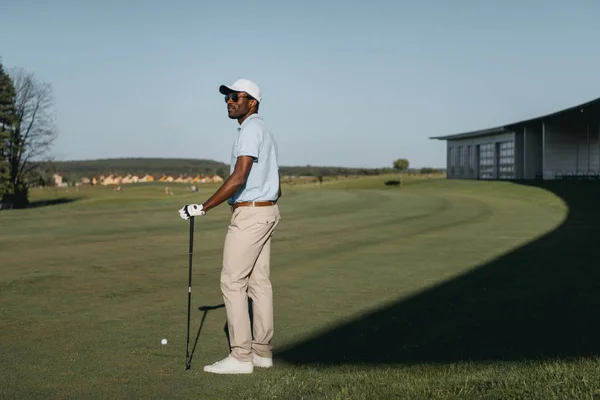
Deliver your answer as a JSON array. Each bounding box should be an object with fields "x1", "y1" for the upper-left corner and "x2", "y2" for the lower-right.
[{"x1": 178, "y1": 204, "x2": 206, "y2": 220}]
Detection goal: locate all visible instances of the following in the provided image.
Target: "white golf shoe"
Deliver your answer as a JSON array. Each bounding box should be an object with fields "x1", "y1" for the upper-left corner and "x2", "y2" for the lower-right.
[
  {"x1": 252, "y1": 353, "x2": 273, "y2": 368},
  {"x1": 203, "y1": 354, "x2": 253, "y2": 374}
]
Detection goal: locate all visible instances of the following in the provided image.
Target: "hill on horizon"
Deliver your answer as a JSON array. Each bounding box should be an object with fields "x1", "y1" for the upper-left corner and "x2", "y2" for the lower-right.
[{"x1": 43, "y1": 158, "x2": 229, "y2": 178}]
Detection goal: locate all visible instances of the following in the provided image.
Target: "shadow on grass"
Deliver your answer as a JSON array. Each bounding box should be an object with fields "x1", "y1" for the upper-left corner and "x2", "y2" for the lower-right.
[
  {"x1": 27, "y1": 197, "x2": 83, "y2": 209},
  {"x1": 188, "y1": 304, "x2": 225, "y2": 366},
  {"x1": 190, "y1": 299, "x2": 255, "y2": 366},
  {"x1": 275, "y1": 181, "x2": 600, "y2": 364}
]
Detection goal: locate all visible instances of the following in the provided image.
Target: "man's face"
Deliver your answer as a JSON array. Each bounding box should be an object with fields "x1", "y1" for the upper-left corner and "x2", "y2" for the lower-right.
[{"x1": 225, "y1": 92, "x2": 254, "y2": 119}]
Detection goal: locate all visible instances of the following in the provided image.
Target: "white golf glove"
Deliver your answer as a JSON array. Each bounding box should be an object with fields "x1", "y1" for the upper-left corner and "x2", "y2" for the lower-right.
[{"x1": 178, "y1": 204, "x2": 205, "y2": 220}]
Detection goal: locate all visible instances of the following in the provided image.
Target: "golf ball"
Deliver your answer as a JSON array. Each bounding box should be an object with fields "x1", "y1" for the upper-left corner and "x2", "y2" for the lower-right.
[{"x1": 161, "y1": 338, "x2": 167, "y2": 345}]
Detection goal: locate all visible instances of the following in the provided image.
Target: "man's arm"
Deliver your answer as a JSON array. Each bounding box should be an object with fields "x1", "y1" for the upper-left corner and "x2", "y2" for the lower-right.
[{"x1": 201, "y1": 156, "x2": 254, "y2": 213}]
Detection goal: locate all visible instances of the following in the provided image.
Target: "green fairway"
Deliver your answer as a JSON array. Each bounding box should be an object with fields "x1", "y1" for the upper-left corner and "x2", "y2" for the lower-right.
[{"x1": 2, "y1": 176, "x2": 600, "y2": 399}]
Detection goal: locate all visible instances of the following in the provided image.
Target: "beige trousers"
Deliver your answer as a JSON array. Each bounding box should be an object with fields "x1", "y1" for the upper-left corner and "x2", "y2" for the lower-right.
[{"x1": 221, "y1": 204, "x2": 280, "y2": 362}]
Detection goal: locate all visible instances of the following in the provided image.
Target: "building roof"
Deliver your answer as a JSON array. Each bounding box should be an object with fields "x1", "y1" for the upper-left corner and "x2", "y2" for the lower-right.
[{"x1": 430, "y1": 96, "x2": 600, "y2": 140}]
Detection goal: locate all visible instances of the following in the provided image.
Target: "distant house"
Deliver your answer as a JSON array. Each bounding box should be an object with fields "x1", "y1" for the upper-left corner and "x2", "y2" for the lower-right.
[
  {"x1": 78, "y1": 172, "x2": 223, "y2": 186},
  {"x1": 139, "y1": 175, "x2": 154, "y2": 182},
  {"x1": 174, "y1": 175, "x2": 186, "y2": 183},
  {"x1": 160, "y1": 174, "x2": 177, "y2": 182},
  {"x1": 52, "y1": 173, "x2": 63, "y2": 187},
  {"x1": 121, "y1": 175, "x2": 133, "y2": 184},
  {"x1": 101, "y1": 175, "x2": 122, "y2": 185}
]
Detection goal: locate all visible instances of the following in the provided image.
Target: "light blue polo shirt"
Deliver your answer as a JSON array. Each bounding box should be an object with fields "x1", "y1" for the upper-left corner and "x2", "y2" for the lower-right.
[{"x1": 228, "y1": 114, "x2": 279, "y2": 205}]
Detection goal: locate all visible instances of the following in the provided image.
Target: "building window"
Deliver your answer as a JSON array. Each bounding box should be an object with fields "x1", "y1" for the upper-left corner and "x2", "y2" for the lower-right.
[
  {"x1": 448, "y1": 147, "x2": 456, "y2": 176},
  {"x1": 465, "y1": 145, "x2": 472, "y2": 174},
  {"x1": 470, "y1": 145, "x2": 476, "y2": 174},
  {"x1": 498, "y1": 140, "x2": 514, "y2": 180},
  {"x1": 479, "y1": 143, "x2": 495, "y2": 179}
]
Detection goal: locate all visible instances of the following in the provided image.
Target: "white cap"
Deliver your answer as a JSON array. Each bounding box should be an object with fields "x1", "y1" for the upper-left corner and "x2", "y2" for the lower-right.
[{"x1": 219, "y1": 79, "x2": 262, "y2": 103}]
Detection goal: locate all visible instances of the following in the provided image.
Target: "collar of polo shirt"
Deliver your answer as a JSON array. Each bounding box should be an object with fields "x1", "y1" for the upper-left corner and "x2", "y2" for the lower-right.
[{"x1": 237, "y1": 114, "x2": 262, "y2": 131}]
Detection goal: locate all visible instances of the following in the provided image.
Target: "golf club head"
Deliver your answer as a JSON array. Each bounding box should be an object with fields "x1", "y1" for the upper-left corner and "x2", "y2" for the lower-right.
[{"x1": 186, "y1": 359, "x2": 191, "y2": 370}]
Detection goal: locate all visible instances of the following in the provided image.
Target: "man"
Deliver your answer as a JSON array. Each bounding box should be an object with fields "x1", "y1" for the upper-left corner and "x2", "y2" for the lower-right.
[{"x1": 178, "y1": 78, "x2": 281, "y2": 374}]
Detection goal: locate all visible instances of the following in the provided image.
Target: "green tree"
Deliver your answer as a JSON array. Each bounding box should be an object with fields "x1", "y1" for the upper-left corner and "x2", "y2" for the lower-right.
[
  {"x1": 420, "y1": 167, "x2": 437, "y2": 174},
  {"x1": 393, "y1": 158, "x2": 409, "y2": 171},
  {"x1": 4, "y1": 67, "x2": 57, "y2": 208},
  {"x1": 0, "y1": 60, "x2": 16, "y2": 203}
]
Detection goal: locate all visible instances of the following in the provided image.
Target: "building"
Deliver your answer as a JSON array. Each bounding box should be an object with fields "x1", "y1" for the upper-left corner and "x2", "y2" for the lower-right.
[{"x1": 431, "y1": 97, "x2": 600, "y2": 180}]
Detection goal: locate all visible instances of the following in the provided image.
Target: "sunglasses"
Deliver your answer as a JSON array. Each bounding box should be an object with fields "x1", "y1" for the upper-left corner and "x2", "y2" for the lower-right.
[{"x1": 224, "y1": 92, "x2": 254, "y2": 103}]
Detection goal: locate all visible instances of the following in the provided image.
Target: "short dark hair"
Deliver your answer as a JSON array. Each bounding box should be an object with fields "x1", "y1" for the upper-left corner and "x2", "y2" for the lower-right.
[{"x1": 247, "y1": 94, "x2": 259, "y2": 111}]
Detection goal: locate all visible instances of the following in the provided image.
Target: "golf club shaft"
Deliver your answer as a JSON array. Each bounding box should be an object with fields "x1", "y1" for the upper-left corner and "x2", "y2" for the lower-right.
[{"x1": 186, "y1": 216, "x2": 194, "y2": 367}]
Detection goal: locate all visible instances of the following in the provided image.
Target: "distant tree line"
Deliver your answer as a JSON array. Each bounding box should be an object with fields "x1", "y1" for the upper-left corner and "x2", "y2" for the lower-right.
[
  {"x1": 278, "y1": 165, "x2": 395, "y2": 177},
  {"x1": 42, "y1": 158, "x2": 444, "y2": 185},
  {"x1": 45, "y1": 158, "x2": 231, "y2": 180},
  {"x1": 44, "y1": 159, "x2": 396, "y2": 182},
  {"x1": 393, "y1": 158, "x2": 443, "y2": 175}
]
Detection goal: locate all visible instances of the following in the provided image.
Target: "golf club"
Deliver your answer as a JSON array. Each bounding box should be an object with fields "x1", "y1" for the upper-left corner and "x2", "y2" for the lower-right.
[{"x1": 185, "y1": 216, "x2": 194, "y2": 370}]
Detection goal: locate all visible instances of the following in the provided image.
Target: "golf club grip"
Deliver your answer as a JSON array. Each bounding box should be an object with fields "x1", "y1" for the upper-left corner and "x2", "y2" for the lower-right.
[{"x1": 189, "y1": 216, "x2": 194, "y2": 253}]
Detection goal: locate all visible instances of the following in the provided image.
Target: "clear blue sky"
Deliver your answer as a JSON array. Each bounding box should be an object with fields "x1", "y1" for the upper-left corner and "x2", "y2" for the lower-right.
[{"x1": 2, "y1": 0, "x2": 600, "y2": 168}]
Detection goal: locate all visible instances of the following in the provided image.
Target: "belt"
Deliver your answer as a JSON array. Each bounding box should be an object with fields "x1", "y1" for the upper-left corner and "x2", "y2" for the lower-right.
[{"x1": 231, "y1": 201, "x2": 276, "y2": 212}]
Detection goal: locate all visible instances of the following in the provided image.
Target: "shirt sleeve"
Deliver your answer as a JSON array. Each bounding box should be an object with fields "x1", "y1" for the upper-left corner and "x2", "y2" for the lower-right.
[{"x1": 237, "y1": 122, "x2": 263, "y2": 161}]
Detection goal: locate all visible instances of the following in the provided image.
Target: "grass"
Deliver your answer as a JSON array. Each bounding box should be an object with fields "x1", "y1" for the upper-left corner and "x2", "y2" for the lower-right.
[{"x1": 2, "y1": 175, "x2": 600, "y2": 399}]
